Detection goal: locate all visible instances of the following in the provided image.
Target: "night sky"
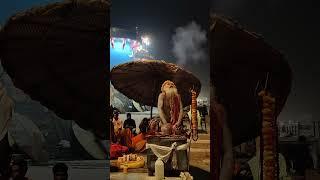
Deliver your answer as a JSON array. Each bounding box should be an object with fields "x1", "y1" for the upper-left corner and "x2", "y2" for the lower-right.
[
  {"x1": 2, "y1": 1, "x2": 317, "y2": 122},
  {"x1": 212, "y1": 0, "x2": 320, "y2": 122},
  {"x1": 1, "y1": 0, "x2": 211, "y2": 98},
  {"x1": 111, "y1": 0, "x2": 210, "y2": 98},
  {"x1": 0, "y1": 0, "x2": 60, "y2": 25}
]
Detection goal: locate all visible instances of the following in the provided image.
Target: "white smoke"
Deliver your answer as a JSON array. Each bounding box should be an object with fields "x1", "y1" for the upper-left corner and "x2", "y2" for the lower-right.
[{"x1": 172, "y1": 21, "x2": 207, "y2": 65}]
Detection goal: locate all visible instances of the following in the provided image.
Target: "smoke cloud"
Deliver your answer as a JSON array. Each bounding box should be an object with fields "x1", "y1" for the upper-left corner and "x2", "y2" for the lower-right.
[{"x1": 172, "y1": 21, "x2": 207, "y2": 65}]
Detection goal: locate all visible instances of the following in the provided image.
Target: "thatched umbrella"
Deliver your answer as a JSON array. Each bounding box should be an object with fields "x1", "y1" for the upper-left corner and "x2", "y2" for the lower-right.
[
  {"x1": 210, "y1": 14, "x2": 292, "y2": 179},
  {"x1": 110, "y1": 59, "x2": 201, "y2": 117},
  {"x1": 0, "y1": 0, "x2": 110, "y2": 138},
  {"x1": 211, "y1": 15, "x2": 292, "y2": 146}
]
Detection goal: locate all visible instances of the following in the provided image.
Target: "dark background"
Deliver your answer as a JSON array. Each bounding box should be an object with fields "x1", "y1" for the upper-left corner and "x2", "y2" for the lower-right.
[
  {"x1": 111, "y1": 0, "x2": 210, "y2": 98},
  {"x1": 2, "y1": 0, "x2": 318, "y2": 123},
  {"x1": 0, "y1": 0, "x2": 59, "y2": 25},
  {"x1": 212, "y1": 0, "x2": 320, "y2": 122},
  {"x1": 1, "y1": 0, "x2": 211, "y2": 100}
]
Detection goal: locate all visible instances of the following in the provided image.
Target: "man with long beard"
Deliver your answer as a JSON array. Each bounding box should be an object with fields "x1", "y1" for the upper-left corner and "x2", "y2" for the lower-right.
[{"x1": 157, "y1": 80, "x2": 183, "y2": 135}]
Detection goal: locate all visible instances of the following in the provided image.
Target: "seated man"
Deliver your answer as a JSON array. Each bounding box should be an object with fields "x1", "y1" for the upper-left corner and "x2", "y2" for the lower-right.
[
  {"x1": 131, "y1": 118, "x2": 149, "y2": 153},
  {"x1": 112, "y1": 111, "x2": 123, "y2": 143},
  {"x1": 110, "y1": 119, "x2": 129, "y2": 159},
  {"x1": 123, "y1": 113, "x2": 136, "y2": 135},
  {"x1": 116, "y1": 118, "x2": 160, "y2": 153},
  {"x1": 6, "y1": 155, "x2": 31, "y2": 180},
  {"x1": 157, "y1": 80, "x2": 183, "y2": 135},
  {"x1": 121, "y1": 118, "x2": 153, "y2": 153}
]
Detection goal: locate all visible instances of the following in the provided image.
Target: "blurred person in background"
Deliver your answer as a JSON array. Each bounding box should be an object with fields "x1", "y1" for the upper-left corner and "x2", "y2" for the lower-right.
[
  {"x1": 294, "y1": 136, "x2": 313, "y2": 176},
  {"x1": 52, "y1": 163, "x2": 68, "y2": 180},
  {"x1": 112, "y1": 111, "x2": 123, "y2": 143},
  {"x1": 5, "y1": 155, "x2": 31, "y2": 180},
  {"x1": 123, "y1": 113, "x2": 136, "y2": 135}
]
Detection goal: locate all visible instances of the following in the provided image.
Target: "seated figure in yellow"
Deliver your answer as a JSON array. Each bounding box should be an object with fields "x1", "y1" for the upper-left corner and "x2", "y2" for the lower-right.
[{"x1": 112, "y1": 111, "x2": 123, "y2": 136}]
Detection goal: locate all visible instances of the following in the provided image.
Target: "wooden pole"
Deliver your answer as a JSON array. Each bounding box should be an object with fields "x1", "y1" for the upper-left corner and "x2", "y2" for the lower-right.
[
  {"x1": 211, "y1": 85, "x2": 221, "y2": 180},
  {"x1": 150, "y1": 81, "x2": 156, "y2": 119}
]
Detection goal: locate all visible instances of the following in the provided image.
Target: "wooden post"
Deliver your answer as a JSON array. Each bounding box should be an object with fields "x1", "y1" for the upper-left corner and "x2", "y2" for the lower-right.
[
  {"x1": 211, "y1": 85, "x2": 221, "y2": 180},
  {"x1": 150, "y1": 81, "x2": 156, "y2": 119}
]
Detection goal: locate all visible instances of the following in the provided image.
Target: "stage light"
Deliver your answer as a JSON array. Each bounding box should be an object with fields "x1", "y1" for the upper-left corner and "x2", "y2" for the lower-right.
[
  {"x1": 110, "y1": 37, "x2": 135, "y2": 69},
  {"x1": 141, "y1": 36, "x2": 151, "y2": 46}
]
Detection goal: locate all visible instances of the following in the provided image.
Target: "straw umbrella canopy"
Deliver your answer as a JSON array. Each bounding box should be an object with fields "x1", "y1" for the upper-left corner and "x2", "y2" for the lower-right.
[
  {"x1": 0, "y1": 0, "x2": 110, "y2": 137},
  {"x1": 211, "y1": 15, "x2": 292, "y2": 146},
  {"x1": 110, "y1": 60, "x2": 201, "y2": 115}
]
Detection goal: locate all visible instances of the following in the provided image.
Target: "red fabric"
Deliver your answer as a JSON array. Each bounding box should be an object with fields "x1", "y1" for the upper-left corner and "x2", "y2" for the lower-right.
[
  {"x1": 132, "y1": 133, "x2": 145, "y2": 146},
  {"x1": 110, "y1": 143, "x2": 129, "y2": 159},
  {"x1": 131, "y1": 133, "x2": 146, "y2": 152},
  {"x1": 170, "y1": 95, "x2": 180, "y2": 125}
]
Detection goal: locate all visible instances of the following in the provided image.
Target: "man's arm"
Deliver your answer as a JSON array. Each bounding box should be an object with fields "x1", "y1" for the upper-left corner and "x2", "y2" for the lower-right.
[{"x1": 157, "y1": 93, "x2": 167, "y2": 124}]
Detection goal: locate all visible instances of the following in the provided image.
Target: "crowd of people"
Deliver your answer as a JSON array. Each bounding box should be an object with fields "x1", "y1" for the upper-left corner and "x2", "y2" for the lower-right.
[
  {"x1": 0, "y1": 155, "x2": 68, "y2": 180},
  {"x1": 110, "y1": 108, "x2": 152, "y2": 159}
]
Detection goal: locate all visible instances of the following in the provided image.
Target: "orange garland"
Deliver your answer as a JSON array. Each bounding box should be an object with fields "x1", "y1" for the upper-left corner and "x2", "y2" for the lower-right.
[
  {"x1": 258, "y1": 90, "x2": 278, "y2": 180},
  {"x1": 191, "y1": 89, "x2": 198, "y2": 140}
]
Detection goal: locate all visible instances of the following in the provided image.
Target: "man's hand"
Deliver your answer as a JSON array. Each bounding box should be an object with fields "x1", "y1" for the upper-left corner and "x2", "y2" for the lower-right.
[
  {"x1": 172, "y1": 124, "x2": 177, "y2": 131},
  {"x1": 173, "y1": 122, "x2": 181, "y2": 130},
  {"x1": 161, "y1": 123, "x2": 172, "y2": 135}
]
